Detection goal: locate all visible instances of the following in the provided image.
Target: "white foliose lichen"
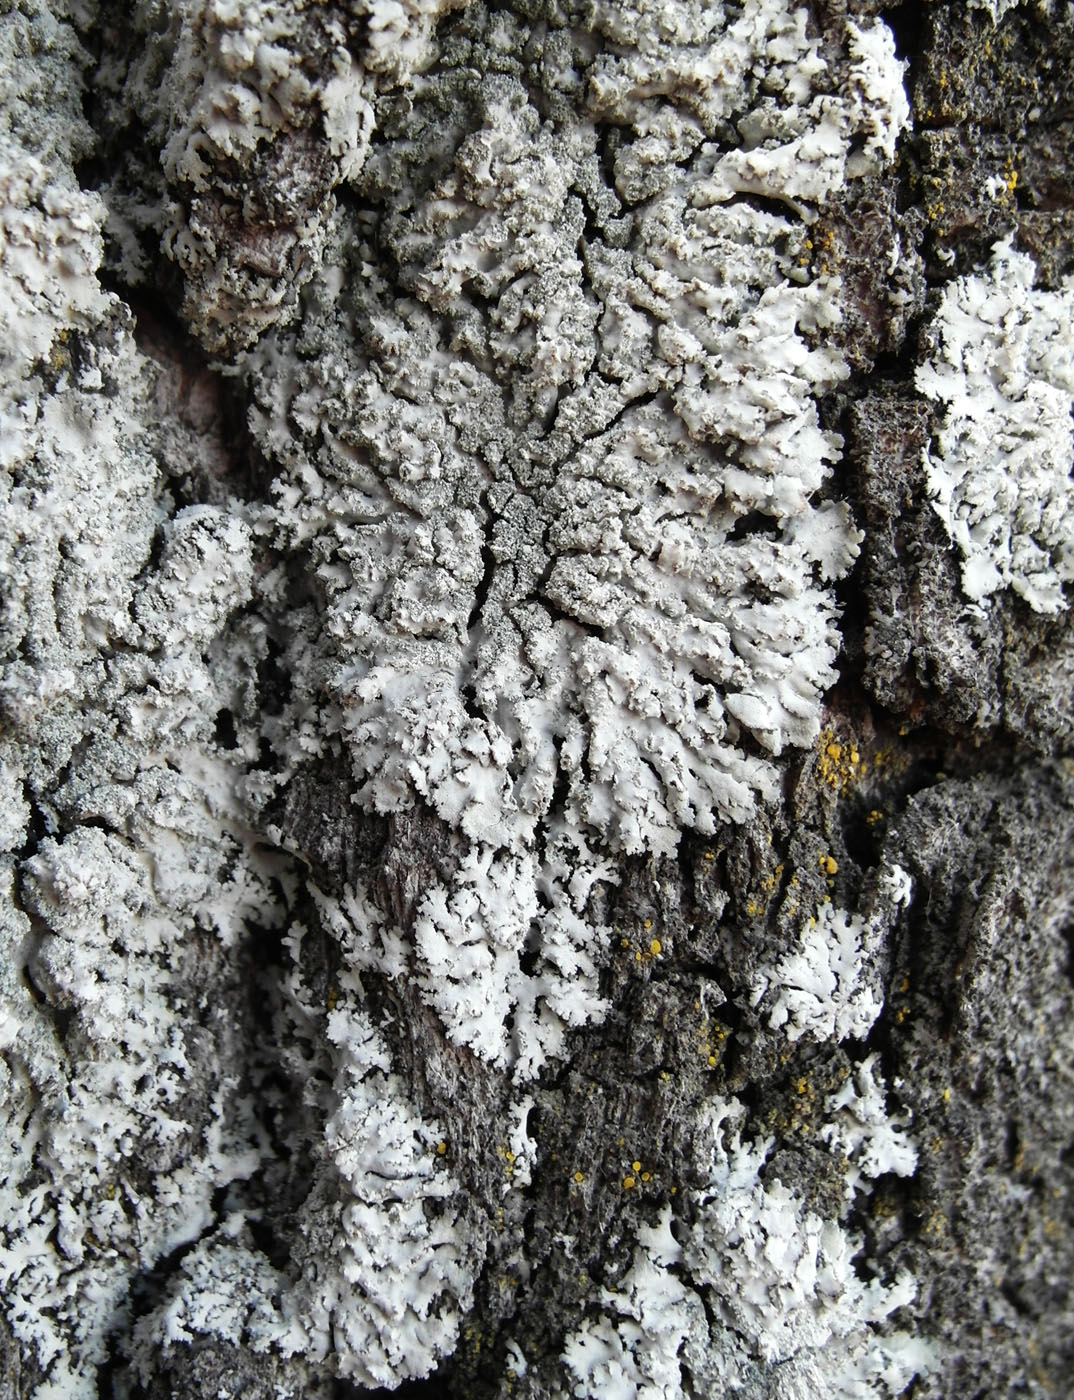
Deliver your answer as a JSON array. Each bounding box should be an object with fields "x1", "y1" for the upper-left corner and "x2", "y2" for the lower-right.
[
  {"x1": 105, "y1": 0, "x2": 461, "y2": 351},
  {"x1": 280, "y1": 990, "x2": 480, "y2": 1387},
  {"x1": 130, "y1": 1233, "x2": 291, "y2": 1357},
  {"x1": 248, "y1": 0, "x2": 908, "y2": 1072},
  {"x1": 2, "y1": 24, "x2": 476, "y2": 1388},
  {"x1": 0, "y1": 1, "x2": 922, "y2": 1389},
  {"x1": 821, "y1": 1054, "x2": 918, "y2": 1197},
  {"x1": 0, "y1": 132, "x2": 285, "y2": 1390},
  {"x1": 751, "y1": 864, "x2": 913, "y2": 1046},
  {"x1": 561, "y1": 1088, "x2": 932, "y2": 1399},
  {"x1": 916, "y1": 239, "x2": 1074, "y2": 615},
  {"x1": 968, "y1": 0, "x2": 1023, "y2": 23},
  {"x1": 560, "y1": 863, "x2": 930, "y2": 1397},
  {"x1": 121, "y1": 922, "x2": 485, "y2": 1394},
  {"x1": 411, "y1": 838, "x2": 611, "y2": 1074},
  {"x1": 756, "y1": 902, "x2": 884, "y2": 1044},
  {"x1": 560, "y1": 1205, "x2": 708, "y2": 1400}
]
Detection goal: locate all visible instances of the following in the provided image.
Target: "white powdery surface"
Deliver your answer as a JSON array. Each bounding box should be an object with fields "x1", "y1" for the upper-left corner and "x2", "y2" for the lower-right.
[
  {"x1": 561, "y1": 1092, "x2": 932, "y2": 1400},
  {"x1": 916, "y1": 239, "x2": 1074, "y2": 615},
  {"x1": 249, "y1": 0, "x2": 909, "y2": 1073}
]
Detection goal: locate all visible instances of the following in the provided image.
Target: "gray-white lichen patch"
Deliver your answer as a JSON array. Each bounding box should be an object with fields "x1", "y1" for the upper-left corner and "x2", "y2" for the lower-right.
[
  {"x1": 561, "y1": 1083, "x2": 929, "y2": 1400},
  {"x1": 0, "y1": 96, "x2": 475, "y2": 1388},
  {"x1": 0, "y1": 70, "x2": 289, "y2": 1394},
  {"x1": 251, "y1": 0, "x2": 907, "y2": 859},
  {"x1": 241, "y1": 0, "x2": 910, "y2": 1076},
  {"x1": 916, "y1": 239, "x2": 1074, "y2": 616},
  {"x1": 96, "y1": 0, "x2": 460, "y2": 353},
  {"x1": 0, "y1": 0, "x2": 971, "y2": 1396},
  {"x1": 125, "y1": 979, "x2": 482, "y2": 1393},
  {"x1": 751, "y1": 864, "x2": 912, "y2": 1046}
]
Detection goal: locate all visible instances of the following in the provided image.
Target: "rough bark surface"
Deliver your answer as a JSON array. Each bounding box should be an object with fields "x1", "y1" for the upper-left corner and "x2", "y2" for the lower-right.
[{"x1": 1, "y1": 2, "x2": 1073, "y2": 1398}]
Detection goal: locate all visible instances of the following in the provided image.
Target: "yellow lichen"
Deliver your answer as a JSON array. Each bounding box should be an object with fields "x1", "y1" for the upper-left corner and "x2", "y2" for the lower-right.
[{"x1": 816, "y1": 728, "x2": 865, "y2": 792}]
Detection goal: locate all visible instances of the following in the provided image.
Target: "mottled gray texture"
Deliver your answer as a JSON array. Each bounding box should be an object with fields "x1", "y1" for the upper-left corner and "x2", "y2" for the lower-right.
[{"x1": 1, "y1": 1, "x2": 1073, "y2": 1398}]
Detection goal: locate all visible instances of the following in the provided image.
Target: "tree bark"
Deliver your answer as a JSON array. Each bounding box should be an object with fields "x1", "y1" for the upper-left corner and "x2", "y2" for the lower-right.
[{"x1": 1, "y1": 2, "x2": 1073, "y2": 1398}]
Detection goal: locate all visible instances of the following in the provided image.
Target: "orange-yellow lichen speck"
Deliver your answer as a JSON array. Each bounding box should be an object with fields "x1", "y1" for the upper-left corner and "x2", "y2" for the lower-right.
[
  {"x1": 622, "y1": 1176, "x2": 636, "y2": 1190},
  {"x1": 817, "y1": 729, "x2": 864, "y2": 792},
  {"x1": 649, "y1": 938, "x2": 662, "y2": 955}
]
